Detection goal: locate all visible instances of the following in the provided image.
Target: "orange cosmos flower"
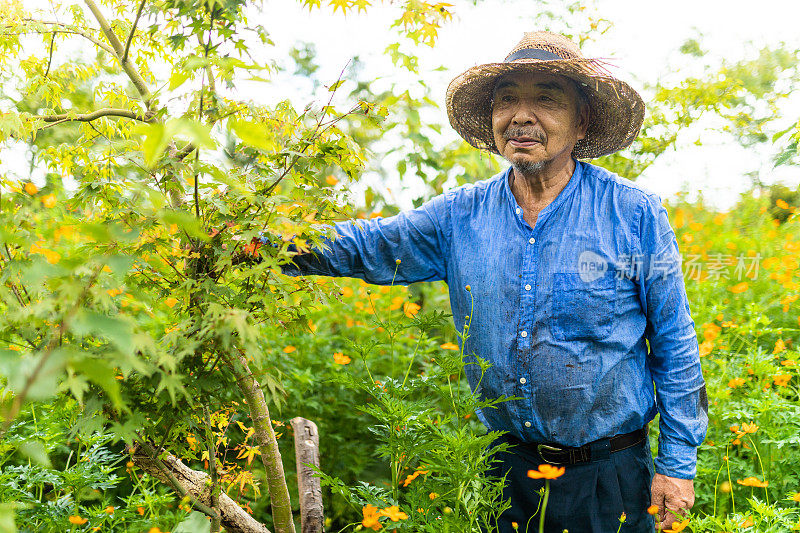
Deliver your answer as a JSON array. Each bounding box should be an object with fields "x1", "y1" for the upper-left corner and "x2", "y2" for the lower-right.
[
  {"x1": 283, "y1": 346, "x2": 296, "y2": 354},
  {"x1": 774, "y1": 374, "x2": 792, "y2": 387},
  {"x1": 773, "y1": 339, "x2": 787, "y2": 354},
  {"x1": 333, "y1": 352, "x2": 351, "y2": 365},
  {"x1": 527, "y1": 464, "x2": 565, "y2": 479},
  {"x1": 104, "y1": 505, "x2": 114, "y2": 513},
  {"x1": 429, "y1": 492, "x2": 439, "y2": 500},
  {"x1": 41, "y1": 194, "x2": 57, "y2": 208},
  {"x1": 440, "y1": 342, "x2": 460, "y2": 351},
  {"x1": 662, "y1": 518, "x2": 690, "y2": 533},
  {"x1": 647, "y1": 504, "x2": 659, "y2": 515},
  {"x1": 68, "y1": 516, "x2": 88, "y2": 525},
  {"x1": 164, "y1": 297, "x2": 178, "y2": 308},
  {"x1": 728, "y1": 282, "x2": 749, "y2": 294},
  {"x1": 698, "y1": 340, "x2": 713, "y2": 357},
  {"x1": 737, "y1": 476, "x2": 768, "y2": 488},
  {"x1": 740, "y1": 422, "x2": 759, "y2": 434},
  {"x1": 379, "y1": 505, "x2": 408, "y2": 521},
  {"x1": 403, "y1": 302, "x2": 421, "y2": 318},
  {"x1": 24, "y1": 182, "x2": 38, "y2": 195},
  {"x1": 728, "y1": 377, "x2": 746, "y2": 388},
  {"x1": 781, "y1": 359, "x2": 797, "y2": 366},
  {"x1": 361, "y1": 504, "x2": 382, "y2": 530}
]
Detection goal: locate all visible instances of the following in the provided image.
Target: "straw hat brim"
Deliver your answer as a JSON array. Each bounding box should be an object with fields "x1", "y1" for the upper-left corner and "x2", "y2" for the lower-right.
[{"x1": 445, "y1": 58, "x2": 645, "y2": 159}]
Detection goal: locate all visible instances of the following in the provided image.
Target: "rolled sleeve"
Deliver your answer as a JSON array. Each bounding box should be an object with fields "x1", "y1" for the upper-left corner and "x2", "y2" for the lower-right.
[
  {"x1": 636, "y1": 194, "x2": 709, "y2": 479},
  {"x1": 268, "y1": 193, "x2": 451, "y2": 285}
]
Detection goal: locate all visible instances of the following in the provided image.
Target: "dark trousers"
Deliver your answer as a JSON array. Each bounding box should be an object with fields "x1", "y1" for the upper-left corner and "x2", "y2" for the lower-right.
[{"x1": 483, "y1": 433, "x2": 656, "y2": 533}]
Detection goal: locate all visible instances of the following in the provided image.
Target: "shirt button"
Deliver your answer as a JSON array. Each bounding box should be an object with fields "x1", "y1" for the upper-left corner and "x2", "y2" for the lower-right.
[
  {"x1": 525, "y1": 284, "x2": 531, "y2": 291},
  {"x1": 529, "y1": 237, "x2": 536, "y2": 244},
  {"x1": 519, "y1": 377, "x2": 527, "y2": 384},
  {"x1": 520, "y1": 331, "x2": 528, "y2": 338},
  {"x1": 515, "y1": 208, "x2": 521, "y2": 215},
  {"x1": 524, "y1": 421, "x2": 532, "y2": 428}
]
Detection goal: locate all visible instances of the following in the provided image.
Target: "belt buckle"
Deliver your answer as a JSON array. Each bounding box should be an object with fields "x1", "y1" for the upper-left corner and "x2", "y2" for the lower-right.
[{"x1": 537, "y1": 444, "x2": 564, "y2": 464}]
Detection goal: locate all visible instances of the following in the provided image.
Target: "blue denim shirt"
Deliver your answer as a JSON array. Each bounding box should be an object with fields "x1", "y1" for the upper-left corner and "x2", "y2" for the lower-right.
[{"x1": 276, "y1": 160, "x2": 708, "y2": 479}]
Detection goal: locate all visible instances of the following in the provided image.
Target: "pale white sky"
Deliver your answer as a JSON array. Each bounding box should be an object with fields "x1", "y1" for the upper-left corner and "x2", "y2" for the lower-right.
[
  {"x1": 249, "y1": 0, "x2": 800, "y2": 210},
  {"x1": 8, "y1": 0, "x2": 800, "y2": 210}
]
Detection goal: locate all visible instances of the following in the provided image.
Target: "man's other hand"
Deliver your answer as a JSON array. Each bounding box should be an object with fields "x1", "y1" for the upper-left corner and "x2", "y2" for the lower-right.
[{"x1": 650, "y1": 473, "x2": 694, "y2": 530}]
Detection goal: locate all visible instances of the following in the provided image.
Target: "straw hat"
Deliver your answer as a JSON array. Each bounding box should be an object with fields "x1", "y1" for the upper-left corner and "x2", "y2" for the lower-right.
[{"x1": 445, "y1": 31, "x2": 645, "y2": 159}]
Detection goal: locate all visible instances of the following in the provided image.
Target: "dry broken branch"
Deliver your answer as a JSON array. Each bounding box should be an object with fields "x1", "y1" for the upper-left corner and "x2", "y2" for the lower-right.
[{"x1": 133, "y1": 445, "x2": 272, "y2": 533}]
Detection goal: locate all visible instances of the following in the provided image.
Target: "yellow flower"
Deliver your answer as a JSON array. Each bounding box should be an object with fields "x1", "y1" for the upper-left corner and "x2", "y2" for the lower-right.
[
  {"x1": 511, "y1": 521, "x2": 519, "y2": 530},
  {"x1": 401, "y1": 469, "x2": 429, "y2": 487},
  {"x1": 165, "y1": 297, "x2": 178, "y2": 308},
  {"x1": 429, "y1": 492, "x2": 439, "y2": 500},
  {"x1": 646, "y1": 504, "x2": 659, "y2": 515},
  {"x1": 728, "y1": 377, "x2": 746, "y2": 389},
  {"x1": 527, "y1": 464, "x2": 565, "y2": 479},
  {"x1": 791, "y1": 492, "x2": 800, "y2": 502},
  {"x1": 774, "y1": 374, "x2": 792, "y2": 387},
  {"x1": 325, "y1": 175, "x2": 338, "y2": 186},
  {"x1": 333, "y1": 352, "x2": 351, "y2": 365},
  {"x1": 440, "y1": 342, "x2": 460, "y2": 351},
  {"x1": 737, "y1": 476, "x2": 768, "y2": 488},
  {"x1": 41, "y1": 193, "x2": 57, "y2": 208},
  {"x1": 68, "y1": 516, "x2": 88, "y2": 524},
  {"x1": 148, "y1": 528, "x2": 164, "y2": 533},
  {"x1": 379, "y1": 505, "x2": 408, "y2": 522},
  {"x1": 361, "y1": 504, "x2": 382, "y2": 530},
  {"x1": 740, "y1": 422, "x2": 759, "y2": 434},
  {"x1": 662, "y1": 518, "x2": 690, "y2": 533},
  {"x1": 702, "y1": 323, "x2": 721, "y2": 341},
  {"x1": 773, "y1": 339, "x2": 787, "y2": 354},
  {"x1": 728, "y1": 282, "x2": 749, "y2": 294},
  {"x1": 698, "y1": 340, "x2": 713, "y2": 357},
  {"x1": 283, "y1": 346, "x2": 297, "y2": 354},
  {"x1": 403, "y1": 302, "x2": 421, "y2": 318}
]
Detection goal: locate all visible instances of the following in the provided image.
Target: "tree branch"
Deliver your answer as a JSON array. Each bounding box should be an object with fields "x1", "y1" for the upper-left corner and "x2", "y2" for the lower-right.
[
  {"x1": 13, "y1": 19, "x2": 117, "y2": 55},
  {"x1": 83, "y1": 0, "x2": 153, "y2": 107},
  {"x1": 134, "y1": 442, "x2": 271, "y2": 533},
  {"x1": 122, "y1": 0, "x2": 147, "y2": 63},
  {"x1": 35, "y1": 107, "x2": 153, "y2": 128}
]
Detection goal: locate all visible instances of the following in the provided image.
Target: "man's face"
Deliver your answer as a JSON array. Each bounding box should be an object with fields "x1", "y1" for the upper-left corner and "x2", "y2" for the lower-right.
[{"x1": 491, "y1": 71, "x2": 589, "y2": 175}]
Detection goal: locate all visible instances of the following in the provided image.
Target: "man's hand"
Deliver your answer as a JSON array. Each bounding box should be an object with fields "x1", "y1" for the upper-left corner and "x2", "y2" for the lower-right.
[{"x1": 650, "y1": 473, "x2": 694, "y2": 530}]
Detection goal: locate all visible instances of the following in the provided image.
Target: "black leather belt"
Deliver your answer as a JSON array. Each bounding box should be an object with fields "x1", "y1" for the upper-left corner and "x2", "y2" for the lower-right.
[{"x1": 532, "y1": 428, "x2": 647, "y2": 466}]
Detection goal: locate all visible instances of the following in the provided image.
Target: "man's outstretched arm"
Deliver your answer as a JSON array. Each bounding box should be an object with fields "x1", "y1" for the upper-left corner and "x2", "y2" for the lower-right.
[{"x1": 258, "y1": 192, "x2": 452, "y2": 286}]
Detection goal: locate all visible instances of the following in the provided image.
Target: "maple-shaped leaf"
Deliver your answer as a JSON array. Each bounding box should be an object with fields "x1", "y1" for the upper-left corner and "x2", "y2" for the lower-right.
[{"x1": 329, "y1": 0, "x2": 350, "y2": 14}]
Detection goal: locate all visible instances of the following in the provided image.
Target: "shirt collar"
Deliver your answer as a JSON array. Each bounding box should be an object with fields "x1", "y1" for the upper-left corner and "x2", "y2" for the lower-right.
[{"x1": 503, "y1": 159, "x2": 584, "y2": 229}]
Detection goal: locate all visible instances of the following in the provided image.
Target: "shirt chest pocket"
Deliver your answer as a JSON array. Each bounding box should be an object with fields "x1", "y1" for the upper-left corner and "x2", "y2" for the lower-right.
[{"x1": 550, "y1": 272, "x2": 616, "y2": 341}]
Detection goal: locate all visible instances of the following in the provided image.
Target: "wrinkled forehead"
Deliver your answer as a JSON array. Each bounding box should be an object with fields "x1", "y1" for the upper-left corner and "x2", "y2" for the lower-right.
[{"x1": 492, "y1": 71, "x2": 573, "y2": 94}]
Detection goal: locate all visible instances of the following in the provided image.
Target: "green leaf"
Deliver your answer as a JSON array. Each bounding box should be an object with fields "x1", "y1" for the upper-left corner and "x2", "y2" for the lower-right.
[
  {"x1": 69, "y1": 311, "x2": 135, "y2": 356},
  {"x1": 230, "y1": 119, "x2": 271, "y2": 151},
  {"x1": 169, "y1": 69, "x2": 191, "y2": 90},
  {"x1": 70, "y1": 357, "x2": 123, "y2": 409},
  {"x1": 0, "y1": 503, "x2": 16, "y2": 533},
  {"x1": 137, "y1": 123, "x2": 168, "y2": 167},
  {"x1": 174, "y1": 511, "x2": 211, "y2": 533},
  {"x1": 17, "y1": 441, "x2": 51, "y2": 467},
  {"x1": 328, "y1": 79, "x2": 345, "y2": 92}
]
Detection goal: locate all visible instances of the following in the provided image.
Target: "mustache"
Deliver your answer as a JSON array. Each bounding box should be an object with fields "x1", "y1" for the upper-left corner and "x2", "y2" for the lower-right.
[{"x1": 503, "y1": 128, "x2": 546, "y2": 143}]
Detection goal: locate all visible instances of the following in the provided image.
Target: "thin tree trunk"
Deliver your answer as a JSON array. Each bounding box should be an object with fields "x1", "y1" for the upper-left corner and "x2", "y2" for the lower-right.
[
  {"x1": 229, "y1": 350, "x2": 296, "y2": 533},
  {"x1": 291, "y1": 417, "x2": 324, "y2": 533}
]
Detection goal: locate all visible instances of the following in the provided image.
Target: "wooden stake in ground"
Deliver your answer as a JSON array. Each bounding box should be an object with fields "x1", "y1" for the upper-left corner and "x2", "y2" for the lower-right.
[{"x1": 291, "y1": 417, "x2": 324, "y2": 533}]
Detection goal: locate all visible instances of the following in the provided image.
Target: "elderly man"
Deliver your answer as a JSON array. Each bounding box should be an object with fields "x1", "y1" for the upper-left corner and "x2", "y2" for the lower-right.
[{"x1": 268, "y1": 32, "x2": 708, "y2": 532}]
